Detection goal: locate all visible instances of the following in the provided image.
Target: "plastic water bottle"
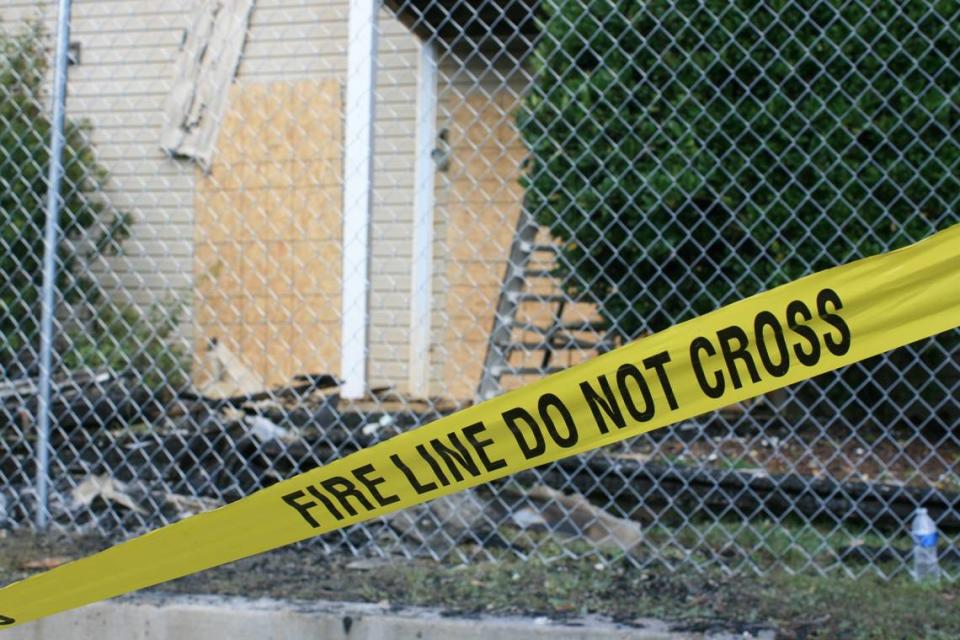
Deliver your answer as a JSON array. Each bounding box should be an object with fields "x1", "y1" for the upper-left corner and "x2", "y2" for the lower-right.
[{"x1": 911, "y1": 507, "x2": 940, "y2": 583}]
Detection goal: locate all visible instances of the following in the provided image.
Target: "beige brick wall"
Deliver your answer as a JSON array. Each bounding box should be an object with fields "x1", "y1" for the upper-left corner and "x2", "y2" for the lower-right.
[
  {"x1": 430, "y1": 58, "x2": 602, "y2": 402},
  {"x1": 1, "y1": 0, "x2": 198, "y2": 308},
  {"x1": 0, "y1": 1, "x2": 593, "y2": 401},
  {"x1": 431, "y1": 63, "x2": 527, "y2": 401}
]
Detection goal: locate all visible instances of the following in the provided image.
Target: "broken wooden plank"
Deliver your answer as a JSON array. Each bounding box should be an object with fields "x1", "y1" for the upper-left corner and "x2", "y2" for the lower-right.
[
  {"x1": 0, "y1": 370, "x2": 152, "y2": 432},
  {"x1": 520, "y1": 455, "x2": 960, "y2": 531},
  {"x1": 159, "y1": 0, "x2": 255, "y2": 169}
]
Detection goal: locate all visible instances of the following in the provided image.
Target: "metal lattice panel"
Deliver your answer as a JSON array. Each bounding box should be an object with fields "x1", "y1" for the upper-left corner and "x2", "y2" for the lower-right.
[{"x1": 0, "y1": 0, "x2": 956, "y2": 580}]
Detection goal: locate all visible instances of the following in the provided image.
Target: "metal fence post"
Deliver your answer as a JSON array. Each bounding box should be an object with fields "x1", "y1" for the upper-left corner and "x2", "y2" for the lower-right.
[{"x1": 35, "y1": 0, "x2": 74, "y2": 531}]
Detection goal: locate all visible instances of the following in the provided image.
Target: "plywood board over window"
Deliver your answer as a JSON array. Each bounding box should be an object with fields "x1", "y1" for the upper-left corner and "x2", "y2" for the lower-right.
[{"x1": 193, "y1": 79, "x2": 343, "y2": 391}]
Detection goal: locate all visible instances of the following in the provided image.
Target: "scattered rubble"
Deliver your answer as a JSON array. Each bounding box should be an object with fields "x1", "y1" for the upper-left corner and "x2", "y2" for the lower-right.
[
  {"x1": 72, "y1": 475, "x2": 145, "y2": 515},
  {"x1": 163, "y1": 494, "x2": 222, "y2": 520},
  {"x1": 385, "y1": 490, "x2": 505, "y2": 548},
  {"x1": 195, "y1": 339, "x2": 266, "y2": 400},
  {"x1": 514, "y1": 485, "x2": 643, "y2": 553},
  {"x1": 244, "y1": 414, "x2": 292, "y2": 444},
  {"x1": 18, "y1": 556, "x2": 72, "y2": 570},
  {"x1": 0, "y1": 369, "x2": 152, "y2": 433},
  {"x1": 383, "y1": 483, "x2": 643, "y2": 555},
  {"x1": 2, "y1": 366, "x2": 957, "y2": 556}
]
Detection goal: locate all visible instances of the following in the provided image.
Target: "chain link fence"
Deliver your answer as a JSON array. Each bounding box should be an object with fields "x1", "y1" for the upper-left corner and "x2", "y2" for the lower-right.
[{"x1": 0, "y1": 0, "x2": 957, "y2": 580}]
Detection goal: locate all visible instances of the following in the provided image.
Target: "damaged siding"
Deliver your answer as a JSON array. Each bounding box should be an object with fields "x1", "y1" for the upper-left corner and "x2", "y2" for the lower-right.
[
  {"x1": 368, "y1": 17, "x2": 420, "y2": 392},
  {"x1": 229, "y1": 1, "x2": 420, "y2": 391},
  {"x1": 430, "y1": 56, "x2": 601, "y2": 402},
  {"x1": 160, "y1": 0, "x2": 256, "y2": 169},
  {"x1": 193, "y1": 79, "x2": 344, "y2": 389},
  {"x1": 432, "y1": 61, "x2": 528, "y2": 401}
]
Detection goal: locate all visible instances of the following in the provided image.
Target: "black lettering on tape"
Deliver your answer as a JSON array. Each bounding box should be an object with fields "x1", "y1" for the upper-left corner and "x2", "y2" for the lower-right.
[
  {"x1": 352, "y1": 464, "x2": 400, "y2": 507},
  {"x1": 716, "y1": 325, "x2": 762, "y2": 389},
  {"x1": 691, "y1": 336, "x2": 724, "y2": 398},
  {"x1": 580, "y1": 374, "x2": 625, "y2": 435},
  {"x1": 817, "y1": 288, "x2": 851, "y2": 356},
  {"x1": 416, "y1": 444, "x2": 450, "y2": 486},
  {"x1": 0, "y1": 615, "x2": 14, "y2": 626},
  {"x1": 320, "y1": 476, "x2": 375, "y2": 517},
  {"x1": 615, "y1": 364, "x2": 655, "y2": 422},
  {"x1": 390, "y1": 453, "x2": 438, "y2": 495},
  {"x1": 786, "y1": 299, "x2": 820, "y2": 366},
  {"x1": 537, "y1": 393, "x2": 579, "y2": 448},
  {"x1": 754, "y1": 310, "x2": 790, "y2": 377},
  {"x1": 430, "y1": 433, "x2": 480, "y2": 483},
  {"x1": 281, "y1": 484, "x2": 353, "y2": 526},
  {"x1": 462, "y1": 422, "x2": 507, "y2": 472},
  {"x1": 282, "y1": 489, "x2": 322, "y2": 528},
  {"x1": 503, "y1": 406, "x2": 546, "y2": 459},
  {"x1": 643, "y1": 350, "x2": 679, "y2": 410},
  {"x1": 307, "y1": 484, "x2": 344, "y2": 521}
]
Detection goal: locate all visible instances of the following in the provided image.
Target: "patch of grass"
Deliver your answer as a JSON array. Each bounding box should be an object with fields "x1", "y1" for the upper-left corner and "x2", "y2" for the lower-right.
[
  {"x1": 660, "y1": 452, "x2": 692, "y2": 468},
  {"x1": 719, "y1": 456, "x2": 759, "y2": 472},
  {"x1": 755, "y1": 572, "x2": 959, "y2": 640},
  {"x1": 2, "y1": 525, "x2": 957, "y2": 638},
  {"x1": 638, "y1": 514, "x2": 909, "y2": 575},
  {"x1": 353, "y1": 551, "x2": 959, "y2": 639},
  {"x1": 941, "y1": 474, "x2": 960, "y2": 493}
]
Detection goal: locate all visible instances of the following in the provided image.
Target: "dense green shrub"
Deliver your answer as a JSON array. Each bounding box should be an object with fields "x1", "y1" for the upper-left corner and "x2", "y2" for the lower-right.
[
  {"x1": 62, "y1": 301, "x2": 188, "y2": 391},
  {"x1": 518, "y1": 0, "x2": 959, "y2": 335},
  {"x1": 0, "y1": 21, "x2": 128, "y2": 370}
]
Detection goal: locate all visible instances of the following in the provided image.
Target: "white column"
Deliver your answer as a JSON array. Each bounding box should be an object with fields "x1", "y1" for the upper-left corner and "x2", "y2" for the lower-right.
[
  {"x1": 341, "y1": 0, "x2": 379, "y2": 399},
  {"x1": 408, "y1": 39, "x2": 438, "y2": 398}
]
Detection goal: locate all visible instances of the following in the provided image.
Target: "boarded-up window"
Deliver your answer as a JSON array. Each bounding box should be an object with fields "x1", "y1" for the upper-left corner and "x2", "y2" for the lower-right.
[{"x1": 193, "y1": 80, "x2": 343, "y2": 390}]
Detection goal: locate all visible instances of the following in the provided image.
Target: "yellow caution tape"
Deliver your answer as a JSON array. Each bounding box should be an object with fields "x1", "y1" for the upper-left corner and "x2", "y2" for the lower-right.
[{"x1": 1, "y1": 224, "x2": 958, "y2": 628}]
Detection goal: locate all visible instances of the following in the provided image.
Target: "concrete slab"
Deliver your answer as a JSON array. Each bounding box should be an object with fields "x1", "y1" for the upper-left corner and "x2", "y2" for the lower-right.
[{"x1": 3, "y1": 594, "x2": 774, "y2": 640}]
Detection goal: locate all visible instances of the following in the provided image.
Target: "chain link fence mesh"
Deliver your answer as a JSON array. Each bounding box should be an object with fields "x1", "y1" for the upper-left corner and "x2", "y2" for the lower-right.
[{"x1": 0, "y1": 0, "x2": 957, "y2": 580}]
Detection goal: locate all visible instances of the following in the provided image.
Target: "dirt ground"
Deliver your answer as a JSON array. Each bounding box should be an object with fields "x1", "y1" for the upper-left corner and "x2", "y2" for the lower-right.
[{"x1": 0, "y1": 529, "x2": 958, "y2": 640}]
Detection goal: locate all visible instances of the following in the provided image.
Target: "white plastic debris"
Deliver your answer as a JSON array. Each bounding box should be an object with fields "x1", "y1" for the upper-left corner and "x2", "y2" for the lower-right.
[
  {"x1": 510, "y1": 507, "x2": 548, "y2": 529},
  {"x1": 71, "y1": 475, "x2": 145, "y2": 514},
  {"x1": 245, "y1": 415, "x2": 291, "y2": 443}
]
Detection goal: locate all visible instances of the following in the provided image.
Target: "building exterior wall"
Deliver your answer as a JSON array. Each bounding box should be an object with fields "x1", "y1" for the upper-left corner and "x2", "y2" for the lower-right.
[
  {"x1": 430, "y1": 54, "x2": 601, "y2": 402},
  {"x1": 197, "y1": 0, "x2": 421, "y2": 391},
  {"x1": 366, "y1": 14, "x2": 420, "y2": 391},
  {"x1": 1, "y1": 0, "x2": 198, "y2": 309},
  {"x1": 0, "y1": 0, "x2": 421, "y2": 393},
  {"x1": 0, "y1": 0, "x2": 574, "y2": 402},
  {"x1": 431, "y1": 65, "x2": 526, "y2": 401}
]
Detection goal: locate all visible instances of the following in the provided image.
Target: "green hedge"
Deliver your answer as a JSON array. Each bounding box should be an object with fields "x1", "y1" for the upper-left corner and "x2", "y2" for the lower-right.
[{"x1": 518, "y1": 0, "x2": 959, "y2": 336}]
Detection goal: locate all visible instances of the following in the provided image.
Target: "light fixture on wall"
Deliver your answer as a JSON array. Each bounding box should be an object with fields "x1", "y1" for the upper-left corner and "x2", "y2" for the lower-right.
[{"x1": 431, "y1": 127, "x2": 450, "y2": 172}]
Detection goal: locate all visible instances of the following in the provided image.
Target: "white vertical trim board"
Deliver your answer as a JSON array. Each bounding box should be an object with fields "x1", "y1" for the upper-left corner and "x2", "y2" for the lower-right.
[
  {"x1": 408, "y1": 39, "x2": 437, "y2": 398},
  {"x1": 340, "y1": 0, "x2": 379, "y2": 400}
]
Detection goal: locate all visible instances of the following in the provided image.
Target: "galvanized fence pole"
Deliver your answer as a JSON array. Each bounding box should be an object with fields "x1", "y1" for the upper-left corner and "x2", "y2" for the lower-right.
[{"x1": 35, "y1": 0, "x2": 74, "y2": 530}]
